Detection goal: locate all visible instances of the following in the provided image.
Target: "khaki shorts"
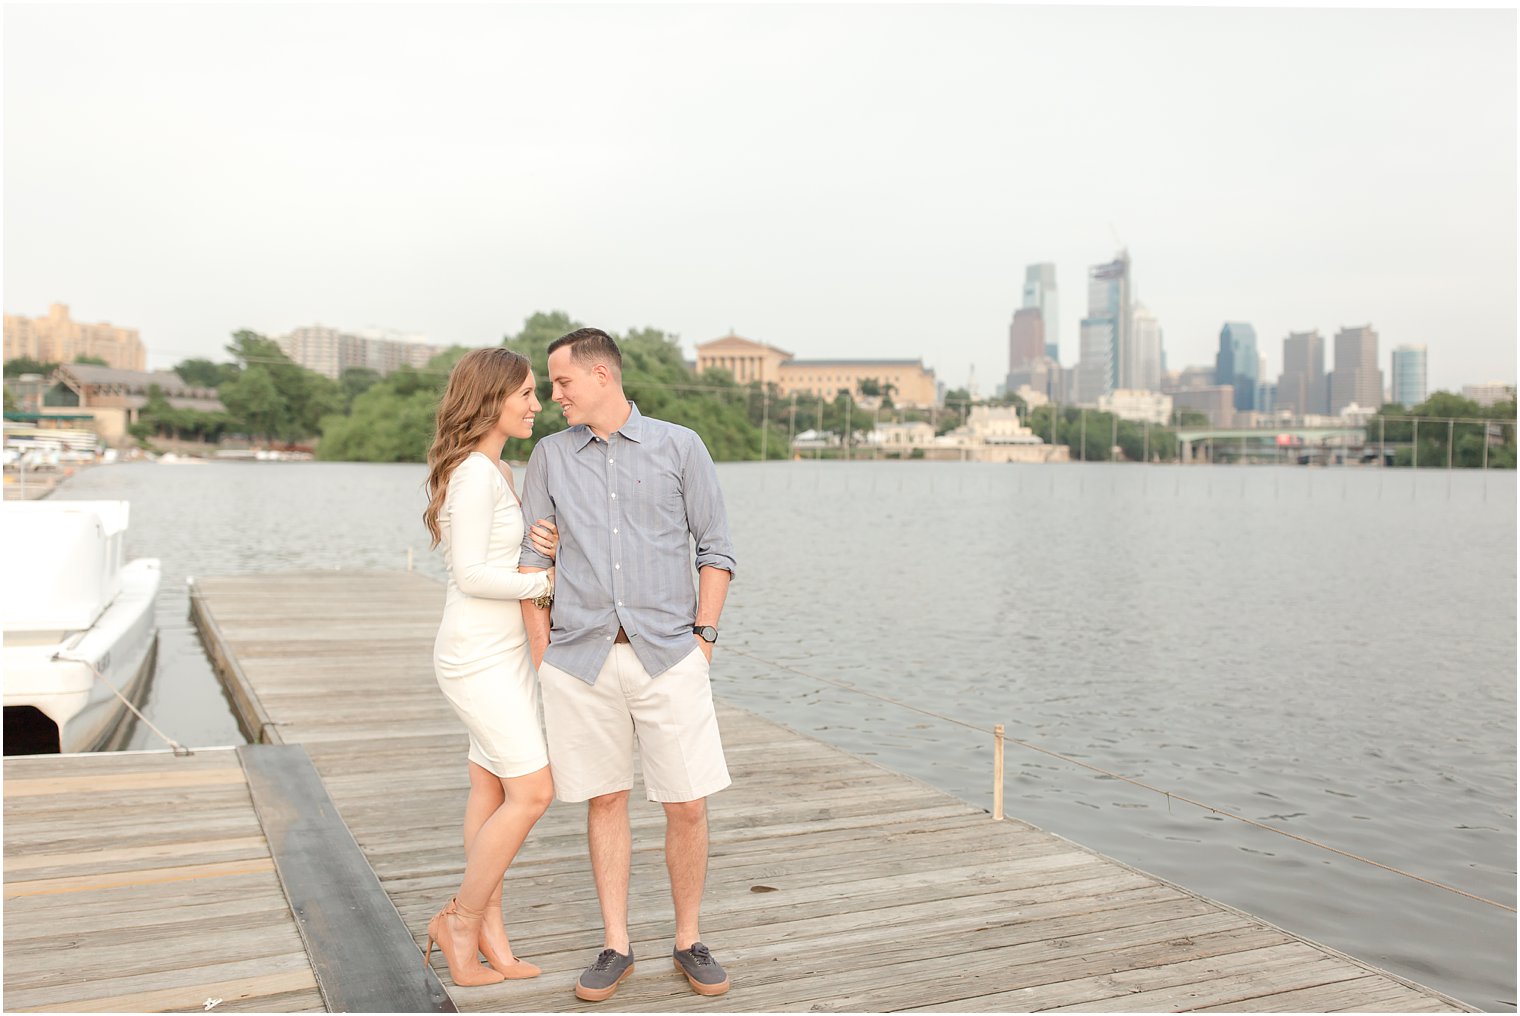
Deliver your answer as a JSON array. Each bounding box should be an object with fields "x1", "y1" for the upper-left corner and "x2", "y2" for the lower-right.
[{"x1": 539, "y1": 644, "x2": 731, "y2": 804}]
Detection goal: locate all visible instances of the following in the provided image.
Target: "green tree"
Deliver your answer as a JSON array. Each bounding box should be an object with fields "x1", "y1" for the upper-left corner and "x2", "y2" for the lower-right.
[
  {"x1": 1372, "y1": 391, "x2": 1516, "y2": 468},
  {"x1": 223, "y1": 331, "x2": 341, "y2": 441},
  {"x1": 3, "y1": 386, "x2": 15, "y2": 412},
  {"x1": 317, "y1": 348, "x2": 466, "y2": 462},
  {"x1": 318, "y1": 311, "x2": 806, "y2": 462},
  {"x1": 3, "y1": 357, "x2": 59, "y2": 377},
  {"x1": 174, "y1": 358, "x2": 233, "y2": 387},
  {"x1": 218, "y1": 365, "x2": 286, "y2": 442},
  {"x1": 73, "y1": 354, "x2": 109, "y2": 366},
  {"x1": 318, "y1": 382, "x2": 442, "y2": 462},
  {"x1": 1025, "y1": 405, "x2": 1178, "y2": 462},
  {"x1": 340, "y1": 367, "x2": 383, "y2": 410}
]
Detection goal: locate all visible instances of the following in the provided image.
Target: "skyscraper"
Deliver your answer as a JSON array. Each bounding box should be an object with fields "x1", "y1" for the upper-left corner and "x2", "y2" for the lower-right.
[
  {"x1": 1390, "y1": 344, "x2": 1427, "y2": 408},
  {"x1": 1277, "y1": 331, "x2": 1327, "y2": 417},
  {"x1": 1215, "y1": 322, "x2": 1260, "y2": 412},
  {"x1": 1075, "y1": 318, "x2": 1113, "y2": 405},
  {"x1": 1021, "y1": 264, "x2": 1059, "y2": 362},
  {"x1": 1079, "y1": 250, "x2": 1131, "y2": 400},
  {"x1": 1329, "y1": 325, "x2": 1383, "y2": 414},
  {"x1": 1007, "y1": 308, "x2": 1045, "y2": 374},
  {"x1": 1131, "y1": 304, "x2": 1163, "y2": 393}
]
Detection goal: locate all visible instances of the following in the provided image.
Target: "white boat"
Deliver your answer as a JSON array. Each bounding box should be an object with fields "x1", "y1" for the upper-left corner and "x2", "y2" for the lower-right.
[{"x1": 2, "y1": 501, "x2": 161, "y2": 754}]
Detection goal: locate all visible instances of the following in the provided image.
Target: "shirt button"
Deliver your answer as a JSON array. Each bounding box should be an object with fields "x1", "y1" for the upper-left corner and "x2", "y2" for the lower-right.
[
  {"x1": 614, "y1": 563, "x2": 621, "y2": 570},
  {"x1": 613, "y1": 528, "x2": 619, "y2": 535},
  {"x1": 610, "y1": 493, "x2": 617, "y2": 499},
  {"x1": 617, "y1": 600, "x2": 623, "y2": 606},
  {"x1": 605, "y1": 635, "x2": 612, "y2": 641}
]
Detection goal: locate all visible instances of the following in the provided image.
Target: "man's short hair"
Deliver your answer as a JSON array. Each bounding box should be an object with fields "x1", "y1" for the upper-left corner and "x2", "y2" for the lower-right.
[{"x1": 548, "y1": 328, "x2": 622, "y2": 376}]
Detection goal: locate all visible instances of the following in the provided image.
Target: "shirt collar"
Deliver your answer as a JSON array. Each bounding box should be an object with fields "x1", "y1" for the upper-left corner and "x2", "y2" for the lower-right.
[{"x1": 571, "y1": 402, "x2": 644, "y2": 450}]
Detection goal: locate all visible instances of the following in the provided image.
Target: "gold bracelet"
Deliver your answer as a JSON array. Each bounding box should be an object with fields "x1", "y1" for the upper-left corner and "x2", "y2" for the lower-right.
[{"x1": 531, "y1": 574, "x2": 554, "y2": 610}]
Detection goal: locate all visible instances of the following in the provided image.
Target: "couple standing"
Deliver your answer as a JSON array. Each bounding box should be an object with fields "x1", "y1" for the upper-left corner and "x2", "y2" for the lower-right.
[{"x1": 421, "y1": 328, "x2": 736, "y2": 1002}]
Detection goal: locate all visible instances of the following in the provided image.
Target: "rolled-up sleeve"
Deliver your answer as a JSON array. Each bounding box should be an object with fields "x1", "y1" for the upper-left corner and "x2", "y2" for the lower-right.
[
  {"x1": 682, "y1": 435, "x2": 736, "y2": 579},
  {"x1": 518, "y1": 444, "x2": 555, "y2": 571}
]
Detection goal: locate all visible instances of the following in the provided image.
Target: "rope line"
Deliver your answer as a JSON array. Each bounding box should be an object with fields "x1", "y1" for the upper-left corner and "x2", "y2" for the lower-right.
[
  {"x1": 725, "y1": 645, "x2": 1515, "y2": 914},
  {"x1": 54, "y1": 652, "x2": 192, "y2": 756}
]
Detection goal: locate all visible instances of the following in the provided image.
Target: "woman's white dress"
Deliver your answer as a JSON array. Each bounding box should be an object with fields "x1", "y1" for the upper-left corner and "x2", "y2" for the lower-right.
[{"x1": 434, "y1": 452, "x2": 553, "y2": 778}]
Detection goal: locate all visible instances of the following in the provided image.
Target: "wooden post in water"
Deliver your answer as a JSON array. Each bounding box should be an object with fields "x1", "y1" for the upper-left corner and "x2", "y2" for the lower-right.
[
  {"x1": 760, "y1": 386, "x2": 769, "y2": 461},
  {"x1": 993, "y1": 724, "x2": 1005, "y2": 821}
]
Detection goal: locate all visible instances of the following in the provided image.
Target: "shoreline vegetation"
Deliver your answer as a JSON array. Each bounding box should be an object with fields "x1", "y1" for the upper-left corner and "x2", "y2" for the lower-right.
[{"x1": 5, "y1": 310, "x2": 1516, "y2": 467}]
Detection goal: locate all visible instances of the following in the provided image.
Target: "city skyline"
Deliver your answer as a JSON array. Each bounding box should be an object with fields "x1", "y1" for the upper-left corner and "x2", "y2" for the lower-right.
[{"x1": 3, "y1": 5, "x2": 1514, "y2": 393}]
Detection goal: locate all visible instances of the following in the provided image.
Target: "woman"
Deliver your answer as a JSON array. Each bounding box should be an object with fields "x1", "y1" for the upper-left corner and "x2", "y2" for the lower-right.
[{"x1": 422, "y1": 347, "x2": 559, "y2": 987}]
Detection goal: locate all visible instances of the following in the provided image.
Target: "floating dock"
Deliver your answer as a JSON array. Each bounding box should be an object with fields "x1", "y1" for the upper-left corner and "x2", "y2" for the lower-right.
[{"x1": 2, "y1": 571, "x2": 1474, "y2": 1012}]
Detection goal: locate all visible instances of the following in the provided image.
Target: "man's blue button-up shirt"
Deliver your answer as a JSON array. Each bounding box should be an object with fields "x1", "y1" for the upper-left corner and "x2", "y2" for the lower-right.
[{"x1": 519, "y1": 404, "x2": 737, "y2": 685}]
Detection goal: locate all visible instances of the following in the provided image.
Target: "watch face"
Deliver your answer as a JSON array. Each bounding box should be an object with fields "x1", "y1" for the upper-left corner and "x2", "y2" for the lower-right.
[{"x1": 696, "y1": 625, "x2": 718, "y2": 642}]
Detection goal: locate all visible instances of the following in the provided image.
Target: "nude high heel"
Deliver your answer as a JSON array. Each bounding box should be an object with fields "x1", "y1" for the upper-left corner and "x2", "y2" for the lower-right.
[
  {"x1": 424, "y1": 897, "x2": 505, "y2": 987},
  {"x1": 479, "y1": 921, "x2": 542, "y2": 980}
]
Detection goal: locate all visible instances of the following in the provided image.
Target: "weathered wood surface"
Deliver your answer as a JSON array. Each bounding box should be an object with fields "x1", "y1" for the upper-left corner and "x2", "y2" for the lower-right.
[
  {"x1": 183, "y1": 570, "x2": 1471, "y2": 1013},
  {"x1": 237, "y1": 742, "x2": 454, "y2": 1012},
  {"x1": 3, "y1": 747, "x2": 324, "y2": 1013}
]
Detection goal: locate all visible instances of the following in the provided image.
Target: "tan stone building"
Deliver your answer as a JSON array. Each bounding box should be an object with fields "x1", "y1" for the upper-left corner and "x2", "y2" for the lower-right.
[
  {"x1": 43, "y1": 364, "x2": 223, "y2": 445},
  {"x1": 4, "y1": 303, "x2": 147, "y2": 371},
  {"x1": 694, "y1": 334, "x2": 938, "y2": 408}
]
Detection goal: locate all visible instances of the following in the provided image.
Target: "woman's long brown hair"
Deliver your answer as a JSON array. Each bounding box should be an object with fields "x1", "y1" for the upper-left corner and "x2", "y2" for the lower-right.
[{"x1": 423, "y1": 348, "x2": 531, "y2": 547}]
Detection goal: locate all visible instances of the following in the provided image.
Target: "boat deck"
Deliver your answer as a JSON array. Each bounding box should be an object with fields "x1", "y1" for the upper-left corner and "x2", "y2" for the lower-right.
[{"x1": 1, "y1": 570, "x2": 1476, "y2": 1012}]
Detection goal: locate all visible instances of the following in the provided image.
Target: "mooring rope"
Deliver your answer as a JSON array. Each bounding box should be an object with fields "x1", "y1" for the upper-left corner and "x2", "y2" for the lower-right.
[
  {"x1": 724, "y1": 645, "x2": 1515, "y2": 914},
  {"x1": 53, "y1": 652, "x2": 192, "y2": 756}
]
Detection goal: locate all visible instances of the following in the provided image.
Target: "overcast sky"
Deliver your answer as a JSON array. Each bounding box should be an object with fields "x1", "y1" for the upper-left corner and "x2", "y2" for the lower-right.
[{"x1": 5, "y1": 4, "x2": 1515, "y2": 394}]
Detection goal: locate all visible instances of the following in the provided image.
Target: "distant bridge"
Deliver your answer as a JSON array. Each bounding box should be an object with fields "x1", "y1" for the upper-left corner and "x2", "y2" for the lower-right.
[
  {"x1": 1171, "y1": 425, "x2": 1377, "y2": 464},
  {"x1": 1173, "y1": 425, "x2": 1366, "y2": 444}
]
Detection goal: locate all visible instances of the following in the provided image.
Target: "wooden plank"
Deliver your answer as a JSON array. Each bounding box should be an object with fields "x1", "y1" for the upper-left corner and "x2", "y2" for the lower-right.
[
  {"x1": 3, "y1": 858, "x2": 276, "y2": 898},
  {"x1": 3, "y1": 886, "x2": 301, "y2": 942},
  {"x1": 3, "y1": 836, "x2": 269, "y2": 875},
  {"x1": 903, "y1": 943, "x2": 1341, "y2": 1012},
  {"x1": 237, "y1": 742, "x2": 454, "y2": 1013},
  {"x1": 3, "y1": 909, "x2": 332, "y2": 985},
  {"x1": 189, "y1": 578, "x2": 280, "y2": 745},
  {"x1": 11, "y1": 966, "x2": 319, "y2": 1013},
  {"x1": 1191, "y1": 974, "x2": 1439, "y2": 1012},
  {"x1": 1043, "y1": 948, "x2": 1362, "y2": 1011},
  {"x1": 3, "y1": 767, "x2": 246, "y2": 798}
]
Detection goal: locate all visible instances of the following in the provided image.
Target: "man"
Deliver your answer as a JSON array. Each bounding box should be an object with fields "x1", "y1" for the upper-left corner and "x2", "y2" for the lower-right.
[{"x1": 519, "y1": 327, "x2": 736, "y2": 1002}]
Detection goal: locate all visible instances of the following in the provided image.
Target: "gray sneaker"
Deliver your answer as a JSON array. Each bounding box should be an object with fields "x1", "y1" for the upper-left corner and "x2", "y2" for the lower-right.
[
  {"x1": 575, "y1": 948, "x2": 635, "y2": 1002},
  {"x1": 673, "y1": 942, "x2": 730, "y2": 996}
]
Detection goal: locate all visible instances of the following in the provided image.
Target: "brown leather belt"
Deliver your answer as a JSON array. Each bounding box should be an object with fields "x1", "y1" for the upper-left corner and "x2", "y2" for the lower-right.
[{"x1": 614, "y1": 627, "x2": 631, "y2": 644}]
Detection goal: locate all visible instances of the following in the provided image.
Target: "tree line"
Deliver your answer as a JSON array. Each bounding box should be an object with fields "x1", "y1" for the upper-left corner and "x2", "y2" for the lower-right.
[
  {"x1": 5, "y1": 328, "x2": 1515, "y2": 468},
  {"x1": 1368, "y1": 391, "x2": 1517, "y2": 468}
]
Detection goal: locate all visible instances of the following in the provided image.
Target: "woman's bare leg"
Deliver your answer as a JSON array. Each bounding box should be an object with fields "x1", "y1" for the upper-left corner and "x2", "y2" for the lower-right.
[{"x1": 451, "y1": 763, "x2": 554, "y2": 965}]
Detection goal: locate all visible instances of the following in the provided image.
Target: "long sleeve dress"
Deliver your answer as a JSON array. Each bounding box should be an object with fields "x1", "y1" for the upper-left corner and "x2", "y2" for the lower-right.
[{"x1": 433, "y1": 452, "x2": 553, "y2": 778}]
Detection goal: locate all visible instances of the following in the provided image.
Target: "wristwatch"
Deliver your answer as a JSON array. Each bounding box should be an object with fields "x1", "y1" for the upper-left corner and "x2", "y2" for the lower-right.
[{"x1": 692, "y1": 624, "x2": 718, "y2": 644}]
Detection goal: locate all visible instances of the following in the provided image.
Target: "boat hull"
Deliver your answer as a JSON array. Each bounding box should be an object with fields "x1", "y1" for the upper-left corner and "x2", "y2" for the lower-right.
[{"x1": 3, "y1": 558, "x2": 162, "y2": 754}]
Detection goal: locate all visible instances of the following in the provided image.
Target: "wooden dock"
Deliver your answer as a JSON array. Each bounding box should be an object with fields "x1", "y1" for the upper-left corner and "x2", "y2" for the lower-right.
[
  {"x1": 3, "y1": 570, "x2": 1476, "y2": 1012},
  {"x1": 3, "y1": 748, "x2": 324, "y2": 1012}
]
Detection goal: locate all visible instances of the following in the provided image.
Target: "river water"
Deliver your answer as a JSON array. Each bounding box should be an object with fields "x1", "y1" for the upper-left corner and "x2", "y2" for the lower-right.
[{"x1": 50, "y1": 459, "x2": 1516, "y2": 1010}]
